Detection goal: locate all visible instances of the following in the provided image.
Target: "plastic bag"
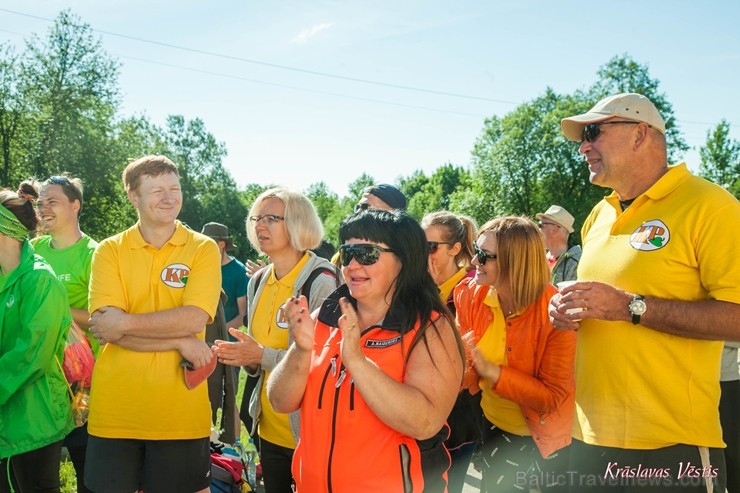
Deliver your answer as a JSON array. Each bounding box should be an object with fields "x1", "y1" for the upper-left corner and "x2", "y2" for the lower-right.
[{"x1": 55, "y1": 321, "x2": 95, "y2": 427}]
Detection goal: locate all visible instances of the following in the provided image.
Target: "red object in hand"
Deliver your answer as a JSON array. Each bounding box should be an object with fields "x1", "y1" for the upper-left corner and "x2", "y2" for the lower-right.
[{"x1": 182, "y1": 355, "x2": 218, "y2": 390}]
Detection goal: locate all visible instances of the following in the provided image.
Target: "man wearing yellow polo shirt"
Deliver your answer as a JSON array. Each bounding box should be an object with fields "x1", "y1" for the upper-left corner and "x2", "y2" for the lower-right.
[
  {"x1": 552, "y1": 93, "x2": 740, "y2": 492},
  {"x1": 86, "y1": 155, "x2": 221, "y2": 493}
]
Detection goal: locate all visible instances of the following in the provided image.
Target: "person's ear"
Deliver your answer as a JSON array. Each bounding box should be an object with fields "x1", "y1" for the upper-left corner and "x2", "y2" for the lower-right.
[
  {"x1": 449, "y1": 242, "x2": 462, "y2": 257},
  {"x1": 632, "y1": 122, "x2": 650, "y2": 150}
]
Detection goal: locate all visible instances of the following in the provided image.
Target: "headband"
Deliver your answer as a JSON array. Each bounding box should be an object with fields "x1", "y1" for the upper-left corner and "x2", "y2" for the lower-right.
[{"x1": 0, "y1": 202, "x2": 29, "y2": 241}]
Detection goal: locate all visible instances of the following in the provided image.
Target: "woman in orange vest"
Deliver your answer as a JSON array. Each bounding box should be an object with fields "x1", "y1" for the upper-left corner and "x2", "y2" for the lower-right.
[
  {"x1": 454, "y1": 216, "x2": 576, "y2": 493},
  {"x1": 268, "y1": 209, "x2": 465, "y2": 492}
]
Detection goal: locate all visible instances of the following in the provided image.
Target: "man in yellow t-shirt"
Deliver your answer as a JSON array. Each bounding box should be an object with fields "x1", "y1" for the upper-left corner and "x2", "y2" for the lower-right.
[
  {"x1": 552, "y1": 94, "x2": 740, "y2": 492},
  {"x1": 86, "y1": 155, "x2": 221, "y2": 493}
]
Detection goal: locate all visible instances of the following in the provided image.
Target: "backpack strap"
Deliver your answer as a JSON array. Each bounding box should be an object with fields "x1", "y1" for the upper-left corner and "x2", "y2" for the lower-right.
[
  {"x1": 246, "y1": 263, "x2": 338, "y2": 315},
  {"x1": 244, "y1": 269, "x2": 266, "y2": 327},
  {"x1": 300, "y1": 265, "x2": 340, "y2": 303}
]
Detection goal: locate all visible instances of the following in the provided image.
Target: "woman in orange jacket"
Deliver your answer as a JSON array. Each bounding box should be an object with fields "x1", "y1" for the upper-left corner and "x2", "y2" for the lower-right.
[{"x1": 454, "y1": 216, "x2": 576, "y2": 493}]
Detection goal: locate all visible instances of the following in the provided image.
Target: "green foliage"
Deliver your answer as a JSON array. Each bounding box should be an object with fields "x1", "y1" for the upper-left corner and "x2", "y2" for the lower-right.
[
  {"x1": 0, "y1": 43, "x2": 26, "y2": 186},
  {"x1": 306, "y1": 181, "x2": 342, "y2": 248},
  {"x1": 321, "y1": 173, "x2": 376, "y2": 245},
  {"x1": 467, "y1": 89, "x2": 603, "y2": 236},
  {"x1": 22, "y1": 10, "x2": 120, "y2": 179},
  {"x1": 401, "y1": 164, "x2": 471, "y2": 220},
  {"x1": 699, "y1": 119, "x2": 740, "y2": 198}
]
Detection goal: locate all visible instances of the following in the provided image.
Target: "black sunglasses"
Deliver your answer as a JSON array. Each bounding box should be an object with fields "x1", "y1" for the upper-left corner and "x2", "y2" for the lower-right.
[
  {"x1": 582, "y1": 121, "x2": 641, "y2": 143},
  {"x1": 474, "y1": 245, "x2": 497, "y2": 265},
  {"x1": 354, "y1": 202, "x2": 370, "y2": 213},
  {"x1": 46, "y1": 175, "x2": 81, "y2": 202},
  {"x1": 427, "y1": 241, "x2": 453, "y2": 254},
  {"x1": 339, "y1": 243, "x2": 394, "y2": 266},
  {"x1": 538, "y1": 221, "x2": 561, "y2": 229},
  {"x1": 49, "y1": 176, "x2": 71, "y2": 186}
]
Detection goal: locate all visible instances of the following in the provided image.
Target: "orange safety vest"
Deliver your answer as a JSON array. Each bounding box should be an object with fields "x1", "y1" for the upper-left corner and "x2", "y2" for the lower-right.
[{"x1": 293, "y1": 286, "x2": 450, "y2": 493}]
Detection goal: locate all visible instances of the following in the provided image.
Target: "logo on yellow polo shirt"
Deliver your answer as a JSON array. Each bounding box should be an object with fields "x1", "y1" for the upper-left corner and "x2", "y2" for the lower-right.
[
  {"x1": 161, "y1": 263, "x2": 190, "y2": 288},
  {"x1": 276, "y1": 302, "x2": 289, "y2": 329},
  {"x1": 629, "y1": 220, "x2": 670, "y2": 251}
]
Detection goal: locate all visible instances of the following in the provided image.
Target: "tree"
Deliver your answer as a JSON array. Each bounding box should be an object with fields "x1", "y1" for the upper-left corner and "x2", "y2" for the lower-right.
[
  {"x1": 17, "y1": 10, "x2": 128, "y2": 240},
  {"x1": 699, "y1": 119, "x2": 740, "y2": 197},
  {"x1": 0, "y1": 43, "x2": 27, "y2": 186},
  {"x1": 306, "y1": 181, "x2": 339, "y2": 223},
  {"x1": 466, "y1": 88, "x2": 602, "y2": 233},
  {"x1": 401, "y1": 164, "x2": 471, "y2": 219},
  {"x1": 22, "y1": 10, "x2": 120, "y2": 179}
]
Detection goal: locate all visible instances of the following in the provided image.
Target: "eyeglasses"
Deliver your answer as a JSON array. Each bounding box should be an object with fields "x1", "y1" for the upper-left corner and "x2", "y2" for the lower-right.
[
  {"x1": 248, "y1": 214, "x2": 285, "y2": 225},
  {"x1": 354, "y1": 202, "x2": 370, "y2": 213},
  {"x1": 582, "y1": 121, "x2": 641, "y2": 143},
  {"x1": 339, "y1": 243, "x2": 394, "y2": 266},
  {"x1": 427, "y1": 241, "x2": 453, "y2": 254},
  {"x1": 473, "y1": 245, "x2": 497, "y2": 265}
]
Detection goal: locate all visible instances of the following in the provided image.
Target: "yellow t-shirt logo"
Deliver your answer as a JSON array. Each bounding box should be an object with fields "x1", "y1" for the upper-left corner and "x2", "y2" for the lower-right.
[
  {"x1": 160, "y1": 263, "x2": 190, "y2": 288},
  {"x1": 629, "y1": 220, "x2": 670, "y2": 251}
]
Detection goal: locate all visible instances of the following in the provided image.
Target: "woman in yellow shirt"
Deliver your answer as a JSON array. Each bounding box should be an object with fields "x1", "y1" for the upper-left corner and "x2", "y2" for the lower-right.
[
  {"x1": 420, "y1": 210, "x2": 479, "y2": 493},
  {"x1": 213, "y1": 188, "x2": 338, "y2": 493}
]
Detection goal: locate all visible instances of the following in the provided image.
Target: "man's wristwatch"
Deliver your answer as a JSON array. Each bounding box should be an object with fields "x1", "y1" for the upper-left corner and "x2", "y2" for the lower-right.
[{"x1": 628, "y1": 295, "x2": 647, "y2": 325}]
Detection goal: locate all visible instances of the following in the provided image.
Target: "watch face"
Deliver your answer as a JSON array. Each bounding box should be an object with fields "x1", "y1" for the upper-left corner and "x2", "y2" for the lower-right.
[{"x1": 630, "y1": 299, "x2": 647, "y2": 315}]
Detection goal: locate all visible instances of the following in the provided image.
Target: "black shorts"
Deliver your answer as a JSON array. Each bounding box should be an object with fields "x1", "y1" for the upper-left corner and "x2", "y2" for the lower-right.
[{"x1": 84, "y1": 436, "x2": 211, "y2": 493}]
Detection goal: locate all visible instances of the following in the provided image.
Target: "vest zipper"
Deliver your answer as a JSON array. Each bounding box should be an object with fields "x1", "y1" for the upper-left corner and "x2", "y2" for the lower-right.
[
  {"x1": 327, "y1": 362, "x2": 344, "y2": 493},
  {"x1": 318, "y1": 356, "x2": 337, "y2": 410}
]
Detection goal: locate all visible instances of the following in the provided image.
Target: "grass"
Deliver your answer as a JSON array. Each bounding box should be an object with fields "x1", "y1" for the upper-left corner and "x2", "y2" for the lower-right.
[{"x1": 58, "y1": 370, "x2": 248, "y2": 492}]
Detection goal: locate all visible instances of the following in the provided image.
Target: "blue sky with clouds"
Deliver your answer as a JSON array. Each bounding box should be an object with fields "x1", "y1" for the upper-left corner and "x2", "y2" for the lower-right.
[{"x1": 1, "y1": 1, "x2": 738, "y2": 196}]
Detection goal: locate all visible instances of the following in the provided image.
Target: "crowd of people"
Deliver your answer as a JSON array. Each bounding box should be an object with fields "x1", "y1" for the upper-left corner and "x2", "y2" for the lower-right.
[{"x1": 0, "y1": 92, "x2": 738, "y2": 493}]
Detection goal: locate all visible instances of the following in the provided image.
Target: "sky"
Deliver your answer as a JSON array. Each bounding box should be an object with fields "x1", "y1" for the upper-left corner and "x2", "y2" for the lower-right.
[{"x1": 1, "y1": 1, "x2": 739, "y2": 197}]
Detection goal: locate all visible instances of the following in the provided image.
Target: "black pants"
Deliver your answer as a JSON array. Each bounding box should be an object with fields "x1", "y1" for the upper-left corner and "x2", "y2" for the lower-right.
[
  {"x1": 566, "y1": 439, "x2": 726, "y2": 492},
  {"x1": 479, "y1": 420, "x2": 540, "y2": 492},
  {"x1": 478, "y1": 419, "x2": 570, "y2": 492},
  {"x1": 259, "y1": 437, "x2": 295, "y2": 493},
  {"x1": 720, "y1": 379, "x2": 740, "y2": 493},
  {"x1": 0, "y1": 440, "x2": 63, "y2": 493}
]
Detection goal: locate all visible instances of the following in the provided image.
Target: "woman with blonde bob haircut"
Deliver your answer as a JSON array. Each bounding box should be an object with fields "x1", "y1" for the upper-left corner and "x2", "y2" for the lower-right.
[
  {"x1": 246, "y1": 188, "x2": 323, "y2": 254},
  {"x1": 454, "y1": 216, "x2": 576, "y2": 492},
  {"x1": 214, "y1": 187, "x2": 339, "y2": 493}
]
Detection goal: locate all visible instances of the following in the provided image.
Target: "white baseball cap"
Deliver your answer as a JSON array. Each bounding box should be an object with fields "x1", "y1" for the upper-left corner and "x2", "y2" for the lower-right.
[{"x1": 561, "y1": 93, "x2": 666, "y2": 142}]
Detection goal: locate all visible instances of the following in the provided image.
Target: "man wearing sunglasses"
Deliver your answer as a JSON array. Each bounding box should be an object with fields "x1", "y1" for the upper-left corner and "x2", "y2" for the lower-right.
[{"x1": 552, "y1": 93, "x2": 740, "y2": 492}]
